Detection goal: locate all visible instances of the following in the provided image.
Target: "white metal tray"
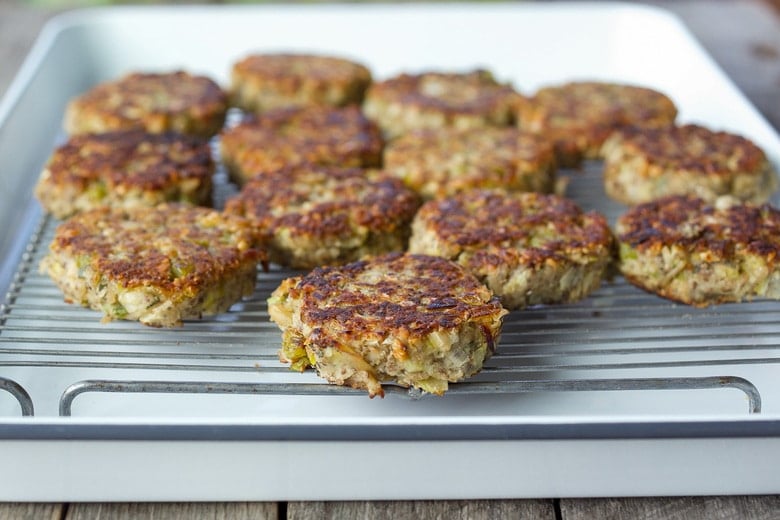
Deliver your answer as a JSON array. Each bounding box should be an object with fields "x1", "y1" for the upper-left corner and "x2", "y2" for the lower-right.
[{"x1": 1, "y1": 2, "x2": 780, "y2": 501}]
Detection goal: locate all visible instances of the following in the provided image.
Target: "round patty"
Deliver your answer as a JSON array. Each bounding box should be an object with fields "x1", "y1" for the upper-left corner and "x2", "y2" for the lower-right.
[
  {"x1": 363, "y1": 70, "x2": 520, "y2": 138},
  {"x1": 34, "y1": 130, "x2": 214, "y2": 219},
  {"x1": 268, "y1": 252, "x2": 508, "y2": 397},
  {"x1": 224, "y1": 165, "x2": 420, "y2": 269},
  {"x1": 616, "y1": 195, "x2": 780, "y2": 306},
  {"x1": 39, "y1": 204, "x2": 265, "y2": 327},
  {"x1": 516, "y1": 81, "x2": 678, "y2": 167},
  {"x1": 602, "y1": 124, "x2": 778, "y2": 205},
  {"x1": 230, "y1": 53, "x2": 372, "y2": 113},
  {"x1": 408, "y1": 190, "x2": 614, "y2": 309},
  {"x1": 64, "y1": 71, "x2": 228, "y2": 138},
  {"x1": 383, "y1": 127, "x2": 556, "y2": 199},
  {"x1": 219, "y1": 105, "x2": 383, "y2": 184}
]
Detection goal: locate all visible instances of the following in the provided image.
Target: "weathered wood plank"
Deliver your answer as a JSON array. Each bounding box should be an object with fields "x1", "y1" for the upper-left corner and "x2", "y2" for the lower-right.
[
  {"x1": 0, "y1": 4, "x2": 53, "y2": 100},
  {"x1": 561, "y1": 496, "x2": 780, "y2": 520},
  {"x1": 65, "y1": 502, "x2": 278, "y2": 520},
  {"x1": 0, "y1": 503, "x2": 63, "y2": 520},
  {"x1": 652, "y1": 0, "x2": 780, "y2": 130},
  {"x1": 287, "y1": 500, "x2": 555, "y2": 520}
]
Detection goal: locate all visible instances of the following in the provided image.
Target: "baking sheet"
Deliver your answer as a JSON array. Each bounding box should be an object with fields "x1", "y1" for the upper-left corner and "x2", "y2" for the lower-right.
[
  {"x1": 2, "y1": 1, "x2": 780, "y2": 418},
  {"x1": 1, "y1": 2, "x2": 780, "y2": 499}
]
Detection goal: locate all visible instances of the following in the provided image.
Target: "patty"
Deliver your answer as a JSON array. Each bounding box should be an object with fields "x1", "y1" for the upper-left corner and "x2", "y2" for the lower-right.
[
  {"x1": 383, "y1": 127, "x2": 556, "y2": 199},
  {"x1": 64, "y1": 71, "x2": 228, "y2": 138},
  {"x1": 229, "y1": 53, "x2": 372, "y2": 113},
  {"x1": 224, "y1": 165, "x2": 420, "y2": 269},
  {"x1": 408, "y1": 190, "x2": 614, "y2": 309},
  {"x1": 516, "y1": 81, "x2": 678, "y2": 167},
  {"x1": 602, "y1": 124, "x2": 778, "y2": 205},
  {"x1": 268, "y1": 252, "x2": 508, "y2": 397},
  {"x1": 616, "y1": 195, "x2": 780, "y2": 306},
  {"x1": 39, "y1": 204, "x2": 265, "y2": 327},
  {"x1": 219, "y1": 105, "x2": 383, "y2": 184},
  {"x1": 363, "y1": 70, "x2": 520, "y2": 139},
  {"x1": 34, "y1": 130, "x2": 214, "y2": 219}
]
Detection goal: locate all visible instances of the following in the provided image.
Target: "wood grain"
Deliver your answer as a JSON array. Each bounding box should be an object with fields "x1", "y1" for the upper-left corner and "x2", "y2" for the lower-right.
[
  {"x1": 0, "y1": 4, "x2": 53, "y2": 100},
  {"x1": 653, "y1": 0, "x2": 780, "y2": 131},
  {"x1": 560, "y1": 496, "x2": 780, "y2": 520},
  {"x1": 65, "y1": 502, "x2": 278, "y2": 520},
  {"x1": 287, "y1": 500, "x2": 556, "y2": 520},
  {"x1": 0, "y1": 503, "x2": 64, "y2": 520}
]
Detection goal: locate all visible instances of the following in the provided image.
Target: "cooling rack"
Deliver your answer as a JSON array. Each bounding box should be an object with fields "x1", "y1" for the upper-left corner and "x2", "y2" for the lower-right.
[{"x1": 2, "y1": 162, "x2": 778, "y2": 419}]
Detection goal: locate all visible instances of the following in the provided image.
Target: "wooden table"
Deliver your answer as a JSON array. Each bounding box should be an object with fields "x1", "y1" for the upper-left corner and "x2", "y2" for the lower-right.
[{"x1": 1, "y1": 0, "x2": 779, "y2": 517}]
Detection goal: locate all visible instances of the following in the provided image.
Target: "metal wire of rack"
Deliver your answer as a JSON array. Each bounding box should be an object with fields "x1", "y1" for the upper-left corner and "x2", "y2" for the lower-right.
[{"x1": 1, "y1": 163, "x2": 779, "y2": 419}]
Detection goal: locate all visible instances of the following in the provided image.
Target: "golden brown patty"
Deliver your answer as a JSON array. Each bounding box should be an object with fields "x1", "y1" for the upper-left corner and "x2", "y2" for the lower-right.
[
  {"x1": 230, "y1": 53, "x2": 372, "y2": 113},
  {"x1": 268, "y1": 253, "x2": 508, "y2": 397},
  {"x1": 616, "y1": 195, "x2": 780, "y2": 306},
  {"x1": 224, "y1": 165, "x2": 420, "y2": 269},
  {"x1": 408, "y1": 190, "x2": 614, "y2": 309},
  {"x1": 39, "y1": 204, "x2": 265, "y2": 327},
  {"x1": 64, "y1": 71, "x2": 228, "y2": 138},
  {"x1": 517, "y1": 81, "x2": 678, "y2": 167},
  {"x1": 34, "y1": 130, "x2": 214, "y2": 219},
  {"x1": 363, "y1": 70, "x2": 520, "y2": 138},
  {"x1": 383, "y1": 127, "x2": 556, "y2": 199},
  {"x1": 602, "y1": 124, "x2": 778, "y2": 205},
  {"x1": 219, "y1": 105, "x2": 384, "y2": 184}
]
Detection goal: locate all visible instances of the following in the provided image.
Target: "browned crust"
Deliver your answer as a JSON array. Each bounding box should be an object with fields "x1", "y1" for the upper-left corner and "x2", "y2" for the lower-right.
[
  {"x1": 616, "y1": 195, "x2": 780, "y2": 261},
  {"x1": 414, "y1": 190, "x2": 613, "y2": 267},
  {"x1": 408, "y1": 190, "x2": 614, "y2": 309},
  {"x1": 233, "y1": 53, "x2": 371, "y2": 83},
  {"x1": 42, "y1": 130, "x2": 212, "y2": 189},
  {"x1": 285, "y1": 253, "x2": 504, "y2": 338},
  {"x1": 603, "y1": 124, "x2": 778, "y2": 205},
  {"x1": 363, "y1": 70, "x2": 521, "y2": 138},
  {"x1": 383, "y1": 127, "x2": 556, "y2": 198},
  {"x1": 366, "y1": 70, "x2": 518, "y2": 116},
  {"x1": 37, "y1": 129, "x2": 212, "y2": 196},
  {"x1": 64, "y1": 71, "x2": 228, "y2": 138},
  {"x1": 616, "y1": 195, "x2": 780, "y2": 306},
  {"x1": 224, "y1": 165, "x2": 420, "y2": 241},
  {"x1": 219, "y1": 106, "x2": 383, "y2": 183},
  {"x1": 607, "y1": 124, "x2": 770, "y2": 177},
  {"x1": 230, "y1": 53, "x2": 372, "y2": 111},
  {"x1": 517, "y1": 81, "x2": 677, "y2": 167},
  {"x1": 47, "y1": 204, "x2": 265, "y2": 296}
]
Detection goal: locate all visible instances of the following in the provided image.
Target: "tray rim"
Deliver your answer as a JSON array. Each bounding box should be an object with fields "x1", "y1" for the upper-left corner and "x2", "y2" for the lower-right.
[{"x1": 2, "y1": 415, "x2": 780, "y2": 441}]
